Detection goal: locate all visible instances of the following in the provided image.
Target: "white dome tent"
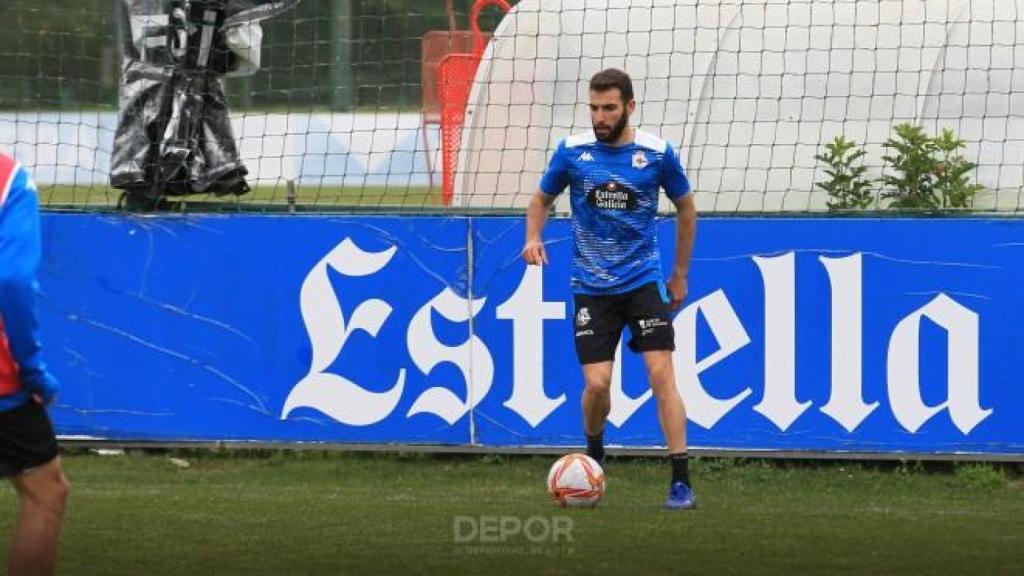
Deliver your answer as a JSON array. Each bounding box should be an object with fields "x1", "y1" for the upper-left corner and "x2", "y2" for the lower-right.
[{"x1": 453, "y1": 0, "x2": 1024, "y2": 212}]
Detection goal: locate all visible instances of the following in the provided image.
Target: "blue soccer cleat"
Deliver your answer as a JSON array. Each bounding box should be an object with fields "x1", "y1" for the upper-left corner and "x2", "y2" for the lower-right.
[{"x1": 664, "y1": 480, "x2": 696, "y2": 510}]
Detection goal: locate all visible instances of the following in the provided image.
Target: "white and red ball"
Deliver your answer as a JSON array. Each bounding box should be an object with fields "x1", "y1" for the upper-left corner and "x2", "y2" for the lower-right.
[{"x1": 546, "y1": 453, "x2": 605, "y2": 508}]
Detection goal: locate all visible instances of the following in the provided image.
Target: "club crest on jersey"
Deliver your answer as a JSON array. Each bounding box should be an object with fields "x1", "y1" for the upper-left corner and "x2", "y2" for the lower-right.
[
  {"x1": 587, "y1": 181, "x2": 637, "y2": 211},
  {"x1": 632, "y1": 150, "x2": 649, "y2": 169}
]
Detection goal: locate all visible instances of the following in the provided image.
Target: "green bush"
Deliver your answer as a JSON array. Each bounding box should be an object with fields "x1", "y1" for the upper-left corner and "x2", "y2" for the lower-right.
[
  {"x1": 817, "y1": 124, "x2": 984, "y2": 211},
  {"x1": 930, "y1": 128, "x2": 986, "y2": 208},
  {"x1": 881, "y1": 123, "x2": 983, "y2": 209},
  {"x1": 815, "y1": 136, "x2": 874, "y2": 210},
  {"x1": 880, "y1": 123, "x2": 940, "y2": 209}
]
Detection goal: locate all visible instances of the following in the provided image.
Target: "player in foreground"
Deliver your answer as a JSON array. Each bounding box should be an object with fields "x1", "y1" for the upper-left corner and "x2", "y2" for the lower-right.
[
  {"x1": 0, "y1": 151, "x2": 69, "y2": 575},
  {"x1": 521, "y1": 68, "x2": 698, "y2": 510}
]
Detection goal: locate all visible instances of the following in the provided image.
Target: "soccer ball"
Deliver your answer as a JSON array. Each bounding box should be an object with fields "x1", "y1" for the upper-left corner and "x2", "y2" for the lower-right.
[{"x1": 546, "y1": 453, "x2": 605, "y2": 508}]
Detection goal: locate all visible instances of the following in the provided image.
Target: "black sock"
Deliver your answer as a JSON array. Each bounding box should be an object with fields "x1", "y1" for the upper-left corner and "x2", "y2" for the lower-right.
[
  {"x1": 670, "y1": 452, "x2": 690, "y2": 485},
  {"x1": 586, "y1": 433, "x2": 605, "y2": 463}
]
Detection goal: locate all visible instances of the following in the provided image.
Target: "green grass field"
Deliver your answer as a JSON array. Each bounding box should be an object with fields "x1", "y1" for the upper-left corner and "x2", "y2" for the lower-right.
[
  {"x1": 38, "y1": 185, "x2": 442, "y2": 210},
  {"x1": 1, "y1": 452, "x2": 1021, "y2": 575}
]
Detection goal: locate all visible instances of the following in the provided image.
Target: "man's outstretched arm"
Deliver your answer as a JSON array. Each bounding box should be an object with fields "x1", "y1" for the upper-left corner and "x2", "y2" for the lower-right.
[{"x1": 0, "y1": 165, "x2": 58, "y2": 402}]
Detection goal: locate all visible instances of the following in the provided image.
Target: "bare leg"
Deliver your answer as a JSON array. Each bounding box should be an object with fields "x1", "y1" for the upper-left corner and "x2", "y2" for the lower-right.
[
  {"x1": 8, "y1": 457, "x2": 69, "y2": 576},
  {"x1": 581, "y1": 361, "x2": 613, "y2": 437},
  {"x1": 643, "y1": 350, "x2": 687, "y2": 454}
]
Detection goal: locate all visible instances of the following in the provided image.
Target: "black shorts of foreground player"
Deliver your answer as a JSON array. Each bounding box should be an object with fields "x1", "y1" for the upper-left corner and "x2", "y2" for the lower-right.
[{"x1": 521, "y1": 68, "x2": 698, "y2": 510}]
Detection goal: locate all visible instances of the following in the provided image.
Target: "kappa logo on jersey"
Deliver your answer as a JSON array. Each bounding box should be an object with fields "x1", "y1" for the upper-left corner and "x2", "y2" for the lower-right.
[
  {"x1": 587, "y1": 181, "x2": 637, "y2": 211},
  {"x1": 632, "y1": 150, "x2": 649, "y2": 169},
  {"x1": 576, "y1": 307, "x2": 591, "y2": 327},
  {"x1": 578, "y1": 152, "x2": 595, "y2": 162}
]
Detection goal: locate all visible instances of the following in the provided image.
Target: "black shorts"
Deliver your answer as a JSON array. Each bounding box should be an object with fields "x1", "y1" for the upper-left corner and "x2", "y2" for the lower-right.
[
  {"x1": 573, "y1": 282, "x2": 676, "y2": 365},
  {"x1": 0, "y1": 399, "x2": 59, "y2": 478}
]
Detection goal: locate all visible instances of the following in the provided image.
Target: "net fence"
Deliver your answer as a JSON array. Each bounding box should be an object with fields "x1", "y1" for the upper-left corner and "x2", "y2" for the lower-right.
[{"x1": 1, "y1": 0, "x2": 1022, "y2": 213}]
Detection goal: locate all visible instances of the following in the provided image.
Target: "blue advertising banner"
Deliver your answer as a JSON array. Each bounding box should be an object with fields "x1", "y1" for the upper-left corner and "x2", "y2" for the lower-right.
[
  {"x1": 42, "y1": 214, "x2": 473, "y2": 444},
  {"x1": 38, "y1": 214, "x2": 1024, "y2": 455}
]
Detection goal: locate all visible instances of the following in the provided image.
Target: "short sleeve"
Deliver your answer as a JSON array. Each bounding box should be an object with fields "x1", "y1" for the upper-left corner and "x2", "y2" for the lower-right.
[
  {"x1": 539, "y1": 140, "x2": 572, "y2": 196},
  {"x1": 659, "y1": 142, "x2": 691, "y2": 200}
]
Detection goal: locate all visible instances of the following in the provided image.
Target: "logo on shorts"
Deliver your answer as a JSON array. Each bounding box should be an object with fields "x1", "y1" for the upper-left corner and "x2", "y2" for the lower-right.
[
  {"x1": 632, "y1": 150, "x2": 649, "y2": 169},
  {"x1": 576, "y1": 307, "x2": 591, "y2": 327},
  {"x1": 637, "y1": 317, "x2": 667, "y2": 336}
]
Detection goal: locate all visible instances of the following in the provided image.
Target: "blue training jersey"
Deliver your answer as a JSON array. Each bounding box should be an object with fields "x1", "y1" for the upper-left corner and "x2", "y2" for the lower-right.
[
  {"x1": 0, "y1": 153, "x2": 59, "y2": 411},
  {"x1": 539, "y1": 130, "x2": 691, "y2": 294}
]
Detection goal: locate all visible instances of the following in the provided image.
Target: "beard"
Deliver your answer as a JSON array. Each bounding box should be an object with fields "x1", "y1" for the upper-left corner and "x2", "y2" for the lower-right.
[{"x1": 593, "y1": 111, "x2": 629, "y2": 143}]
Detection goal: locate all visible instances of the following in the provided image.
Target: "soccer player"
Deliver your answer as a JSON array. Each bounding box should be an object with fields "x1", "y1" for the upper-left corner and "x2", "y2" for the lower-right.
[
  {"x1": 521, "y1": 69, "x2": 698, "y2": 510},
  {"x1": 0, "y1": 151, "x2": 69, "y2": 575}
]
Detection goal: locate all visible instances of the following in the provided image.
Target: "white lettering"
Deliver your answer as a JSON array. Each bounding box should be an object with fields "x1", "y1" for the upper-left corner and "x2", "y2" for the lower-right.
[
  {"x1": 496, "y1": 266, "x2": 567, "y2": 427},
  {"x1": 281, "y1": 239, "x2": 405, "y2": 425},
  {"x1": 453, "y1": 516, "x2": 477, "y2": 543},
  {"x1": 282, "y1": 244, "x2": 989, "y2": 439},
  {"x1": 551, "y1": 516, "x2": 574, "y2": 542},
  {"x1": 820, "y1": 254, "x2": 879, "y2": 432},
  {"x1": 887, "y1": 294, "x2": 991, "y2": 433},
  {"x1": 523, "y1": 517, "x2": 551, "y2": 542},
  {"x1": 407, "y1": 288, "x2": 494, "y2": 425},
  {"x1": 501, "y1": 516, "x2": 523, "y2": 540},
  {"x1": 674, "y1": 290, "x2": 754, "y2": 429},
  {"x1": 479, "y1": 517, "x2": 499, "y2": 543},
  {"x1": 752, "y1": 254, "x2": 811, "y2": 430}
]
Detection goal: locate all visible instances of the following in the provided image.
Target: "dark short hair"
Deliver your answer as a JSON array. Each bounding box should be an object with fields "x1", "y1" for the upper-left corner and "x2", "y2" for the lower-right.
[{"x1": 589, "y1": 68, "x2": 634, "y2": 102}]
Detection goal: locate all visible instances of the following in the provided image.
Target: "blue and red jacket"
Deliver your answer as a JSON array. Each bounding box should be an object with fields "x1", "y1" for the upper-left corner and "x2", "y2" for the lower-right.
[{"x1": 0, "y1": 152, "x2": 58, "y2": 411}]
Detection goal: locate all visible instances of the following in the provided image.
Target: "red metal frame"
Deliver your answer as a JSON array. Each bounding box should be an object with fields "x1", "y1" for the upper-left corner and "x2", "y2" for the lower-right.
[{"x1": 437, "y1": 0, "x2": 511, "y2": 205}]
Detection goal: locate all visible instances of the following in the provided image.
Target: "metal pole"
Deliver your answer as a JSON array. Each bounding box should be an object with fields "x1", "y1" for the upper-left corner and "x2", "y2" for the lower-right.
[
  {"x1": 446, "y1": 0, "x2": 457, "y2": 31},
  {"x1": 330, "y1": 0, "x2": 354, "y2": 110},
  {"x1": 286, "y1": 179, "x2": 296, "y2": 212}
]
